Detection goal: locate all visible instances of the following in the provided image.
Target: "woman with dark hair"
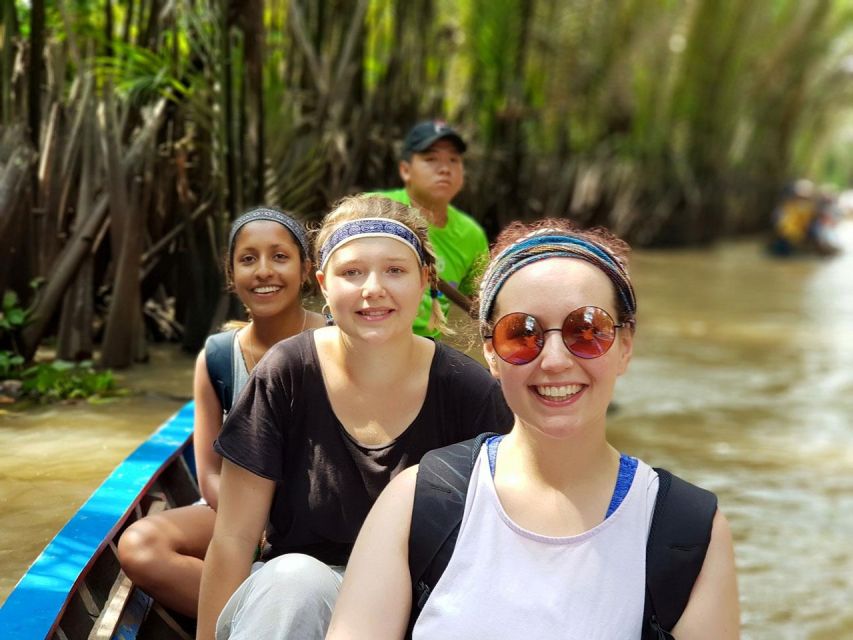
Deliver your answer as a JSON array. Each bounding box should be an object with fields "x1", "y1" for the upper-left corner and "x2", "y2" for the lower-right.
[{"x1": 118, "y1": 207, "x2": 324, "y2": 617}]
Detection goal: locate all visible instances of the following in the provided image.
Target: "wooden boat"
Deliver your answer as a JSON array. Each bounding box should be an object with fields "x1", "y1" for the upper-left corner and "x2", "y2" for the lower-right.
[{"x1": 0, "y1": 402, "x2": 199, "y2": 639}]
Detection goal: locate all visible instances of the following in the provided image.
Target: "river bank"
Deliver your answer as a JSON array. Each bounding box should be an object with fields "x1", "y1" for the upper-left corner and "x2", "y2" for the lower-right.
[{"x1": 0, "y1": 346, "x2": 195, "y2": 601}]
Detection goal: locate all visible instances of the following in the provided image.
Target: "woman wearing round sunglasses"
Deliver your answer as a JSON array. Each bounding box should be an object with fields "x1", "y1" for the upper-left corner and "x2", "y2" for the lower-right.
[{"x1": 327, "y1": 219, "x2": 739, "y2": 639}]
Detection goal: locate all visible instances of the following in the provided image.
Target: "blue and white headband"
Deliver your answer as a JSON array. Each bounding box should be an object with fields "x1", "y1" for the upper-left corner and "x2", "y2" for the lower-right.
[
  {"x1": 478, "y1": 232, "x2": 637, "y2": 328},
  {"x1": 319, "y1": 217, "x2": 425, "y2": 270},
  {"x1": 229, "y1": 207, "x2": 310, "y2": 263}
]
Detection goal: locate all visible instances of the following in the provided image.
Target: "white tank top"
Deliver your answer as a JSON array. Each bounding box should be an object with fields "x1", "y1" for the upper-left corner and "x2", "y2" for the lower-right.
[{"x1": 413, "y1": 446, "x2": 659, "y2": 640}]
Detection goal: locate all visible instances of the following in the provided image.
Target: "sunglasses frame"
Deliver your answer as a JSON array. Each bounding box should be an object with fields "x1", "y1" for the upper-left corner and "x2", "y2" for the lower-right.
[{"x1": 484, "y1": 306, "x2": 628, "y2": 365}]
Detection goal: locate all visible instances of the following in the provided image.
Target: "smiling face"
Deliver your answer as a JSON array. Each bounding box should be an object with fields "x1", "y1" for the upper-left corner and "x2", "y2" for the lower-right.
[
  {"x1": 231, "y1": 220, "x2": 308, "y2": 319},
  {"x1": 399, "y1": 139, "x2": 465, "y2": 210},
  {"x1": 483, "y1": 258, "x2": 633, "y2": 441},
  {"x1": 316, "y1": 237, "x2": 427, "y2": 343}
]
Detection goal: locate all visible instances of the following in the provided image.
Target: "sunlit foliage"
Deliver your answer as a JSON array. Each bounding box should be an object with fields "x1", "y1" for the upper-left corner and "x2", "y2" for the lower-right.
[{"x1": 0, "y1": 0, "x2": 850, "y2": 364}]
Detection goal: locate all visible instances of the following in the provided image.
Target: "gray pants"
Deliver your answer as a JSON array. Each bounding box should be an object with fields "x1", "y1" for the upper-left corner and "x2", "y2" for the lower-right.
[{"x1": 216, "y1": 553, "x2": 345, "y2": 640}]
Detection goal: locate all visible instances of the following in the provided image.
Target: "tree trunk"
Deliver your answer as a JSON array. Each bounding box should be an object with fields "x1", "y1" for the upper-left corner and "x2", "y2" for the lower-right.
[
  {"x1": 104, "y1": 0, "x2": 114, "y2": 57},
  {"x1": 221, "y1": 0, "x2": 237, "y2": 220},
  {"x1": 20, "y1": 194, "x2": 108, "y2": 360},
  {"x1": 56, "y1": 258, "x2": 94, "y2": 360},
  {"x1": 20, "y1": 99, "x2": 167, "y2": 361},
  {"x1": 0, "y1": 125, "x2": 36, "y2": 294},
  {"x1": 121, "y1": 0, "x2": 134, "y2": 45},
  {"x1": 27, "y1": 0, "x2": 44, "y2": 148},
  {"x1": 1, "y1": 0, "x2": 19, "y2": 124},
  {"x1": 36, "y1": 102, "x2": 62, "y2": 275},
  {"x1": 241, "y1": 0, "x2": 265, "y2": 203},
  {"x1": 99, "y1": 85, "x2": 145, "y2": 368},
  {"x1": 57, "y1": 102, "x2": 97, "y2": 361},
  {"x1": 141, "y1": 0, "x2": 161, "y2": 50},
  {"x1": 0, "y1": 125, "x2": 36, "y2": 238}
]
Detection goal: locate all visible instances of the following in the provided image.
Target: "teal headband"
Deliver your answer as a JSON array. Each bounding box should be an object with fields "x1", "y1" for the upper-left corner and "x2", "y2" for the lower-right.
[{"x1": 478, "y1": 232, "x2": 637, "y2": 328}]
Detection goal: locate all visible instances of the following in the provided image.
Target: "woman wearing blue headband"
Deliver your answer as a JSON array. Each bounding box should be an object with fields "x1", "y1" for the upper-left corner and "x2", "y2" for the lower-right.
[
  {"x1": 118, "y1": 206, "x2": 324, "y2": 618},
  {"x1": 198, "y1": 195, "x2": 512, "y2": 640},
  {"x1": 329, "y1": 218, "x2": 739, "y2": 640}
]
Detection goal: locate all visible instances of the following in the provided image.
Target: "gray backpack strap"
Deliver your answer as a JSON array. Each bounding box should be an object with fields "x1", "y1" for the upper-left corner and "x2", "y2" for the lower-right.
[
  {"x1": 642, "y1": 468, "x2": 717, "y2": 639},
  {"x1": 406, "y1": 432, "x2": 497, "y2": 638},
  {"x1": 204, "y1": 330, "x2": 236, "y2": 412}
]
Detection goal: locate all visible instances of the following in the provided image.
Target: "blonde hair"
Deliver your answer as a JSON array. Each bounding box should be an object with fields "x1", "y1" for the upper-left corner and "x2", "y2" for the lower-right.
[{"x1": 314, "y1": 194, "x2": 450, "y2": 335}]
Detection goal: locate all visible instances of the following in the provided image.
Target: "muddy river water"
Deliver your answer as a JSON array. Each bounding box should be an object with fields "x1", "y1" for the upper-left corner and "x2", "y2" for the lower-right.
[{"x1": 2, "y1": 223, "x2": 852, "y2": 639}]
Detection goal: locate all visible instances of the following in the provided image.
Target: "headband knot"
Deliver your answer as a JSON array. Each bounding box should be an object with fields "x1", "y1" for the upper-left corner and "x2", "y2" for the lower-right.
[
  {"x1": 319, "y1": 218, "x2": 424, "y2": 269},
  {"x1": 478, "y1": 232, "x2": 636, "y2": 329}
]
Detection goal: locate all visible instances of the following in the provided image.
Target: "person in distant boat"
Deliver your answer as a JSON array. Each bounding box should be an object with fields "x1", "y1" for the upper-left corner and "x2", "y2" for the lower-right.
[
  {"x1": 375, "y1": 120, "x2": 489, "y2": 337},
  {"x1": 117, "y1": 207, "x2": 325, "y2": 618},
  {"x1": 328, "y1": 219, "x2": 740, "y2": 640},
  {"x1": 810, "y1": 185, "x2": 842, "y2": 256},
  {"x1": 767, "y1": 180, "x2": 817, "y2": 256},
  {"x1": 196, "y1": 195, "x2": 513, "y2": 640}
]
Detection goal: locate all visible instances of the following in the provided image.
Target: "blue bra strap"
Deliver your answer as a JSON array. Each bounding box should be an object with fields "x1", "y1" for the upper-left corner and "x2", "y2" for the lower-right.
[
  {"x1": 487, "y1": 436, "x2": 637, "y2": 520},
  {"x1": 606, "y1": 454, "x2": 638, "y2": 518}
]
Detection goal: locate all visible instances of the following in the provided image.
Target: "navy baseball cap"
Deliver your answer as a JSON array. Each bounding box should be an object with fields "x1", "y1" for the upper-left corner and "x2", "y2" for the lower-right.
[{"x1": 402, "y1": 120, "x2": 467, "y2": 155}]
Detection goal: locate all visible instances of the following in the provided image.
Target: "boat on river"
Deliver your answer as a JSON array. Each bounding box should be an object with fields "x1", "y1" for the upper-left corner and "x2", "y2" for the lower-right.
[{"x1": 0, "y1": 402, "x2": 199, "y2": 639}]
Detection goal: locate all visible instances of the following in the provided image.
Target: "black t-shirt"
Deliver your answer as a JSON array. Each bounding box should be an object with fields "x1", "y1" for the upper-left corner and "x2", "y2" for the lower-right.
[{"x1": 215, "y1": 330, "x2": 513, "y2": 565}]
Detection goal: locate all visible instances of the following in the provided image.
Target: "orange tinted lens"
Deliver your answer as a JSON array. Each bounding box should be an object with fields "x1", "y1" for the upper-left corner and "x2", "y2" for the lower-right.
[
  {"x1": 493, "y1": 313, "x2": 543, "y2": 364},
  {"x1": 562, "y1": 307, "x2": 616, "y2": 359}
]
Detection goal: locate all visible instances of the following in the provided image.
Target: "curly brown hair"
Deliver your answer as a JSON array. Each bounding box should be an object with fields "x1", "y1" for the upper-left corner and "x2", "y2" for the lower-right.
[
  {"x1": 477, "y1": 218, "x2": 636, "y2": 329},
  {"x1": 490, "y1": 218, "x2": 631, "y2": 264}
]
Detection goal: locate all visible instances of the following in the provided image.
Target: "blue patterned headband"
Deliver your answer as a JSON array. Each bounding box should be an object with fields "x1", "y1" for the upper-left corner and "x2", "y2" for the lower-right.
[
  {"x1": 479, "y1": 232, "x2": 637, "y2": 328},
  {"x1": 229, "y1": 208, "x2": 310, "y2": 263},
  {"x1": 319, "y1": 217, "x2": 425, "y2": 270}
]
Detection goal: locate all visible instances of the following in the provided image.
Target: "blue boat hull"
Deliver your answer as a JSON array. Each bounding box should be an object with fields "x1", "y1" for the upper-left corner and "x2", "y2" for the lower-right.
[{"x1": 0, "y1": 402, "x2": 199, "y2": 639}]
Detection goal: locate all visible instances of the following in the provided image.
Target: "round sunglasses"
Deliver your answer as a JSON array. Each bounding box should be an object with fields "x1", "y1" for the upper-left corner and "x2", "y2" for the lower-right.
[{"x1": 484, "y1": 306, "x2": 628, "y2": 365}]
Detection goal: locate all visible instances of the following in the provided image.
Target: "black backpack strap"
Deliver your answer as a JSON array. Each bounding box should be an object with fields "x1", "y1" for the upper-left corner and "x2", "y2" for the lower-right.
[
  {"x1": 406, "y1": 432, "x2": 497, "y2": 638},
  {"x1": 642, "y1": 468, "x2": 718, "y2": 640},
  {"x1": 204, "y1": 330, "x2": 236, "y2": 413}
]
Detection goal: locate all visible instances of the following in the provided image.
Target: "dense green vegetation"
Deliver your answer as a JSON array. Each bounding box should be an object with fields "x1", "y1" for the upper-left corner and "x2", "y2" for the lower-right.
[
  {"x1": 18, "y1": 359, "x2": 119, "y2": 403},
  {"x1": 0, "y1": 289, "x2": 119, "y2": 403},
  {"x1": 0, "y1": 0, "x2": 851, "y2": 368}
]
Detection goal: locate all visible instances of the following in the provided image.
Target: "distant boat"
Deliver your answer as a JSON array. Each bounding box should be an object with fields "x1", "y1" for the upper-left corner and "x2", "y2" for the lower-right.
[{"x1": 0, "y1": 402, "x2": 198, "y2": 639}]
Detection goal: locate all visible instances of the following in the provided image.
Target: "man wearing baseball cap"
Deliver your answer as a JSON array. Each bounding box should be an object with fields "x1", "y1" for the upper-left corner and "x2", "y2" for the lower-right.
[{"x1": 375, "y1": 119, "x2": 489, "y2": 338}]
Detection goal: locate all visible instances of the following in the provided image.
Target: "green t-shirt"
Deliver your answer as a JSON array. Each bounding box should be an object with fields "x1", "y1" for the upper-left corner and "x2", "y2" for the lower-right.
[{"x1": 374, "y1": 189, "x2": 489, "y2": 337}]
